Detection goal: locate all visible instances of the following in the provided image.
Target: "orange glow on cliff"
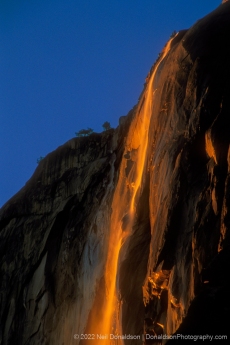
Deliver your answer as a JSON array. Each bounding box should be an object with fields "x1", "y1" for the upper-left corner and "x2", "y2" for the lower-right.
[{"x1": 87, "y1": 37, "x2": 174, "y2": 344}]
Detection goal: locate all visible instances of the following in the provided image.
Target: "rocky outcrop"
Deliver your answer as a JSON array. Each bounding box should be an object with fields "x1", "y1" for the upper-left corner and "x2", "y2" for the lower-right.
[
  {"x1": 121, "y1": 2, "x2": 230, "y2": 341},
  {"x1": 1, "y1": 2, "x2": 230, "y2": 345},
  {"x1": 141, "y1": 3, "x2": 230, "y2": 340},
  {"x1": 0, "y1": 118, "x2": 133, "y2": 345}
]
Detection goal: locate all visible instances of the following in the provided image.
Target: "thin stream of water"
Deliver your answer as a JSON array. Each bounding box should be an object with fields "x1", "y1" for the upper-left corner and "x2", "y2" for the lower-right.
[{"x1": 87, "y1": 36, "x2": 175, "y2": 345}]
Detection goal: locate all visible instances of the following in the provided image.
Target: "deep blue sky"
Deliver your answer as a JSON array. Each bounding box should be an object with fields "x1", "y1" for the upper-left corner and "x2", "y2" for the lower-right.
[{"x1": 0, "y1": 0, "x2": 221, "y2": 207}]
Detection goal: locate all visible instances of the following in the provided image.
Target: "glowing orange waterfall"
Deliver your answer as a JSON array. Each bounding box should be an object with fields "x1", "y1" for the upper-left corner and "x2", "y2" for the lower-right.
[{"x1": 88, "y1": 37, "x2": 174, "y2": 344}]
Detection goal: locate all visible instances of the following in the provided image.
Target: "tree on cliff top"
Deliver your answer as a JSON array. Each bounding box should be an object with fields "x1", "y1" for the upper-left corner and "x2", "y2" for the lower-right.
[
  {"x1": 75, "y1": 128, "x2": 94, "y2": 137},
  {"x1": 170, "y1": 30, "x2": 177, "y2": 38},
  {"x1": 102, "y1": 121, "x2": 111, "y2": 131},
  {"x1": 37, "y1": 156, "x2": 44, "y2": 164}
]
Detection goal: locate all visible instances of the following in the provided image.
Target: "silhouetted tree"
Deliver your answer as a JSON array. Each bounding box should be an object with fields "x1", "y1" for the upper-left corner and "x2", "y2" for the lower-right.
[
  {"x1": 37, "y1": 156, "x2": 44, "y2": 164},
  {"x1": 75, "y1": 128, "x2": 94, "y2": 137},
  {"x1": 102, "y1": 121, "x2": 111, "y2": 131},
  {"x1": 170, "y1": 30, "x2": 177, "y2": 38}
]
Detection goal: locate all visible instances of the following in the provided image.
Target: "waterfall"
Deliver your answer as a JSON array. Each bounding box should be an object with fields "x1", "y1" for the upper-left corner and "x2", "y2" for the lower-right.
[{"x1": 84, "y1": 36, "x2": 175, "y2": 344}]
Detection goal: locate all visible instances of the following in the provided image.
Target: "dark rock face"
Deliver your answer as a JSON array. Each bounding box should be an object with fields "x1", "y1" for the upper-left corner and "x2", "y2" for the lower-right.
[
  {"x1": 1, "y1": 3, "x2": 230, "y2": 345},
  {"x1": 136, "y1": 3, "x2": 230, "y2": 341},
  {"x1": 0, "y1": 126, "x2": 130, "y2": 345}
]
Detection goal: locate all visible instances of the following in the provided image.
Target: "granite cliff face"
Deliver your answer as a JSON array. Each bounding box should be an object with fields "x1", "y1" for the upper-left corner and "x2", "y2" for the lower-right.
[{"x1": 1, "y1": 2, "x2": 230, "y2": 344}]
